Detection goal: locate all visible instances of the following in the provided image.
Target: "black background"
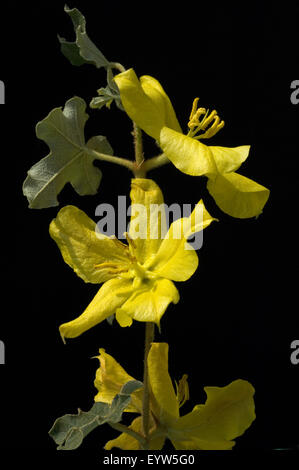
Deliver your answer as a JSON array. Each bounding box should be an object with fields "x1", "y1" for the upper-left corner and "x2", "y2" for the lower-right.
[{"x1": 1, "y1": 0, "x2": 299, "y2": 463}]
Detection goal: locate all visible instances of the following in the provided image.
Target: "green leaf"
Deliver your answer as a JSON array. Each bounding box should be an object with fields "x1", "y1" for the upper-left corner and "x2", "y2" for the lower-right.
[
  {"x1": 23, "y1": 96, "x2": 113, "y2": 209},
  {"x1": 59, "y1": 4, "x2": 109, "y2": 68},
  {"x1": 49, "y1": 380, "x2": 143, "y2": 450},
  {"x1": 90, "y1": 68, "x2": 123, "y2": 111},
  {"x1": 58, "y1": 36, "x2": 87, "y2": 67},
  {"x1": 49, "y1": 402, "x2": 108, "y2": 450},
  {"x1": 59, "y1": 6, "x2": 123, "y2": 110}
]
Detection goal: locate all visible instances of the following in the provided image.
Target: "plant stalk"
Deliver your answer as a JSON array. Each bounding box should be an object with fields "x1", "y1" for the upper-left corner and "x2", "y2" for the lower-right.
[
  {"x1": 143, "y1": 153, "x2": 170, "y2": 173},
  {"x1": 141, "y1": 322, "x2": 155, "y2": 448},
  {"x1": 132, "y1": 117, "x2": 154, "y2": 449},
  {"x1": 86, "y1": 148, "x2": 134, "y2": 171},
  {"x1": 132, "y1": 123, "x2": 146, "y2": 177}
]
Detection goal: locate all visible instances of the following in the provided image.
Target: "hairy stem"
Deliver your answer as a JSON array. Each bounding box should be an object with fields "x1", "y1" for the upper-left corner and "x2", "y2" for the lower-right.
[
  {"x1": 85, "y1": 147, "x2": 134, "y2": 171},
  {"x1": 142, "y1": 322, "x2": 155, "y2": 448},
  {"x1": 132, "y1": 123, "x2": 146, "y2": 177},
  {"x1": 143, "y1": 153, "x2": 170, "y2": 173},
  {"x1": 110, "y1": 62, "x2": 126, "y2": 73}
]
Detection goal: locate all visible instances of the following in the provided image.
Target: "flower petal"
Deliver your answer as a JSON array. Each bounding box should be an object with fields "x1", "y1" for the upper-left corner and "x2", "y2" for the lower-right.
[
  {"x1": 146, "y1": 201, "x2": 216, "y2": 282},
  {"x1": 105, "y1": 416, "x2": 166, "y2": 450},
  {"x1": 94, "y1": 349, "x2": 143, "y2": 413},
  {"x1": 148, "y1": 343, "x2": 179, "y2": 426},
  {"x1": 49, "y1": 205, "x2": 130, "y2": 284},
  {"x1": 117, "y1": 279, "x2": 179, "y2": 328},
  {"x1": 159, "y1": 127, "x2": 217, "y2": 176},
  {"x1": 129, "y1": 178, "x2": 167, "y2": 265},
  {"x1": 207, "y1": 171, "x2": 270, "y2": 218},
  {"x1": 169, "y1": 379, "x2": 255, "y2": 450},
  {"x1": 171, "y1": 437, "x2": 236, "y2": 450},
  {"x1": 140, "y1": 75, "x2": 182, "y2": 135},
  {"x1": 114, "y1": 69, "x2": 181, "y2": 140},
  {"x1": 59, "y1": 278, "x2": 133, "y2": 340},
  {"x1": 209, "y1": 145, "x2": 250, "y2": 174}
]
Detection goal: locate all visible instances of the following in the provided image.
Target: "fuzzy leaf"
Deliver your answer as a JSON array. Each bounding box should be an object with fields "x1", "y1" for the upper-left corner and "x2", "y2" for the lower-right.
[
  {"x1": 49, "y1": 380, "x2": 143, "y2": 450},
  {"x1": 59, "y1": 5, "x2": 109, "y2": 68},
  {"x1": 90, "y1": 64, "x2": 123, "y2": 111},
  {"x1": 23, "y1": 96, "x2": 113, "y2": 209}
]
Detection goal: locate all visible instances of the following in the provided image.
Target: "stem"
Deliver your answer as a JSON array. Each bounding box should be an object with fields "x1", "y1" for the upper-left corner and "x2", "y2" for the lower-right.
[
  {"x1": 143, "y1": 153, "x2": 170, "y2": 173},
  {"x1": 132, "y1": 123, "x2": 146, "y2": 178},
  {"x1": 142, "y1": 322, "x2": 155, "y2": 448},
  {"x1": 110, "y1": 62, "x2": 126, "y2": 73},
  {"x1": 85, "y1": 147, "x2": 134, "y2": 171},
  {"x1": 108, "y1": 422, "x2": 146, "y2": 447}
]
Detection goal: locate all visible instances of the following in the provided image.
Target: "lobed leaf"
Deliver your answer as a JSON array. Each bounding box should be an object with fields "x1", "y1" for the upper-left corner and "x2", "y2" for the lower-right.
[
  {"x1": 49, "y1": 380, "x2": 143, "y2": 450},
  {"x1": 23, "y1": 96, "x2": 113, "y2": 209},
  {"x1": 59, "y1": 6, "x2": 123, "y2": 110},
  {"x1": 58, "y1": 5, "x2": 109, "y2": 68}
]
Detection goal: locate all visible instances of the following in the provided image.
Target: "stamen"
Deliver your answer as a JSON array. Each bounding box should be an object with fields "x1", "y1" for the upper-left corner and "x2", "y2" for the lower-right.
[
  {"x1": 200, "y1": 109, "x2": 218, "y2": 129},
  {"x1": 94, "y1": 262, "x2": 119, "y2": 268},
  {"x1": 111, "y1": 235, "x2": 128, "y2": 249},
  {"x1": 187, "y1": 98, "x2": 224, "y2": 140},
  {"x1": 175, "y1": 374, "x2": 190, "y2": 408},
  {"x1": 125, "y1": 232, "x2": 136, "y2": 250},
  {"x1": 189, "y1": 97, "x2": 199, "y2": 121},
  {"x1": 200, "y1": 116, "x2": 225, "y2": 139},
  {"x1": 94, "y1": 262, "x2": 129, "y2": 275}
]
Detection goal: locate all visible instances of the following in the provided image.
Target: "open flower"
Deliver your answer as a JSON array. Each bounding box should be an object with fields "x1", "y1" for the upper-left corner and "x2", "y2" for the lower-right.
[
  {"x1": 49, "y1": 178, "x2": 215, "y2": 340},
  {"x1": 114, "y1": 69, "x2": 270, "y2": 219},
  {"x1": 95, "y1": 343, "x2": 256, "y2": 450}
]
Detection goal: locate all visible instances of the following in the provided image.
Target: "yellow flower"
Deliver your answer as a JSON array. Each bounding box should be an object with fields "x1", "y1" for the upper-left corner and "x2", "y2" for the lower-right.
[
  {"x1": 114, "y1": 69, "x2": 270, "y2": 219},
  {"x1": 49, "y1": 178, "x2": 215, "y2": 340},
  {"x1": 94, "y1": 343, "x2": 256, "y2": 450}
]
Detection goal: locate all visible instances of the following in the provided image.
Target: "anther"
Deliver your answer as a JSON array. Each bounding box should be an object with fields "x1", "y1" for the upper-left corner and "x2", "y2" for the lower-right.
[
  {"x1": 125, "y1": 232, "x2": 136, "y2": 250},
  {"x1": 111, "y1": 235, "x2": 128, "y2": 249},
  {"x1": 94, "y1": 262, "x2": 119, "y2": 269},
  {"x1": 189, "y1": 97, "x2": 200, "y2": 121}
]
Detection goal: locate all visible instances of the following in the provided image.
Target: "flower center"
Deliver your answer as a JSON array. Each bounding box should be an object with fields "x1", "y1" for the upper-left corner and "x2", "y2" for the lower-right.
[
  {"x1": 187, "y1": 97, "x2": 224, "y2": 140},
  {"x1": 94, "y1": 233, "x2": 157, "y2": 285}
]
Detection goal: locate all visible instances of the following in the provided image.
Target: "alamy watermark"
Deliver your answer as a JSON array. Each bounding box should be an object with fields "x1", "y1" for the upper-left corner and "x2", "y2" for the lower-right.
[
  {"x1": 94, "y1": 197, "x2": 205, "y2": 250},
  {"x1": 0, "y1": 80, "x2": 4, "y2": 104},
  {"x1": 290, "y1": 80, "x2": 299, "y2": 105},
  {"x1": 290, "y1": 340, "x2": 299, "y2": 365},
  {"x1": 0, "y1": 340, "x2": 5, "y2": 365}
]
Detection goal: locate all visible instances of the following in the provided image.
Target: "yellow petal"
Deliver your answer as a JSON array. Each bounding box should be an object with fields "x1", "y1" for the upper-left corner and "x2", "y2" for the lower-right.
[
  {"x1": 207, "y1": 171, "x2": 270, "y2": 218},
  {"x1": 49, "y1": 205, "x2": 130, "y2": 284},
  {"x1": 59, "y1": 278, "x2": 133, "y2": 340},
  {"x1": 159, "y1": 127, "x2": 217, "y2": 176},
  {"x1": 172, "y1": 437, "x2": 235, "y2": 450},
  {"x1": 140, "y1": 75, "x2": 182, "y2": 135},
  {"x1": 115, "y1": 309, "x2": 133, "y2": 327},
  {"x1": 94, "y1": 349, "x2": 142, "y2": 413},
  {"x1": 129, "y1": 178, "x2": 167, "y2": 265},
  {"x1": 105, "y1": 416, "x2": 166, "y2": 450},
  {"x1": 146, "y1": 201, "x2": 216, "y2": 282},
  {"x1": 209, "y1": 145, "x2": 250, "y2": 174},
  {"x1": 118, "y1": 279, "x2": 179, "y2": 328},
  {"x1": 114, "y1": 69, "x2": 181, "y2": 140},
  {"x1": 169, "y1": 379, "x2": 255, "y2": 450},
  {"x1": 148, "y1": 343, "x2": 179, "y2": 426}
]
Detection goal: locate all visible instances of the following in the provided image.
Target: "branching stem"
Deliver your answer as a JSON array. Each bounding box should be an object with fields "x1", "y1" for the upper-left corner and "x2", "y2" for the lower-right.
[
  {"x1": 143, "y1": 153, "x2": 170, "y2": 173},
  {"x1": 85, "y1": 147, "x2": 134, "y2": 171}
]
